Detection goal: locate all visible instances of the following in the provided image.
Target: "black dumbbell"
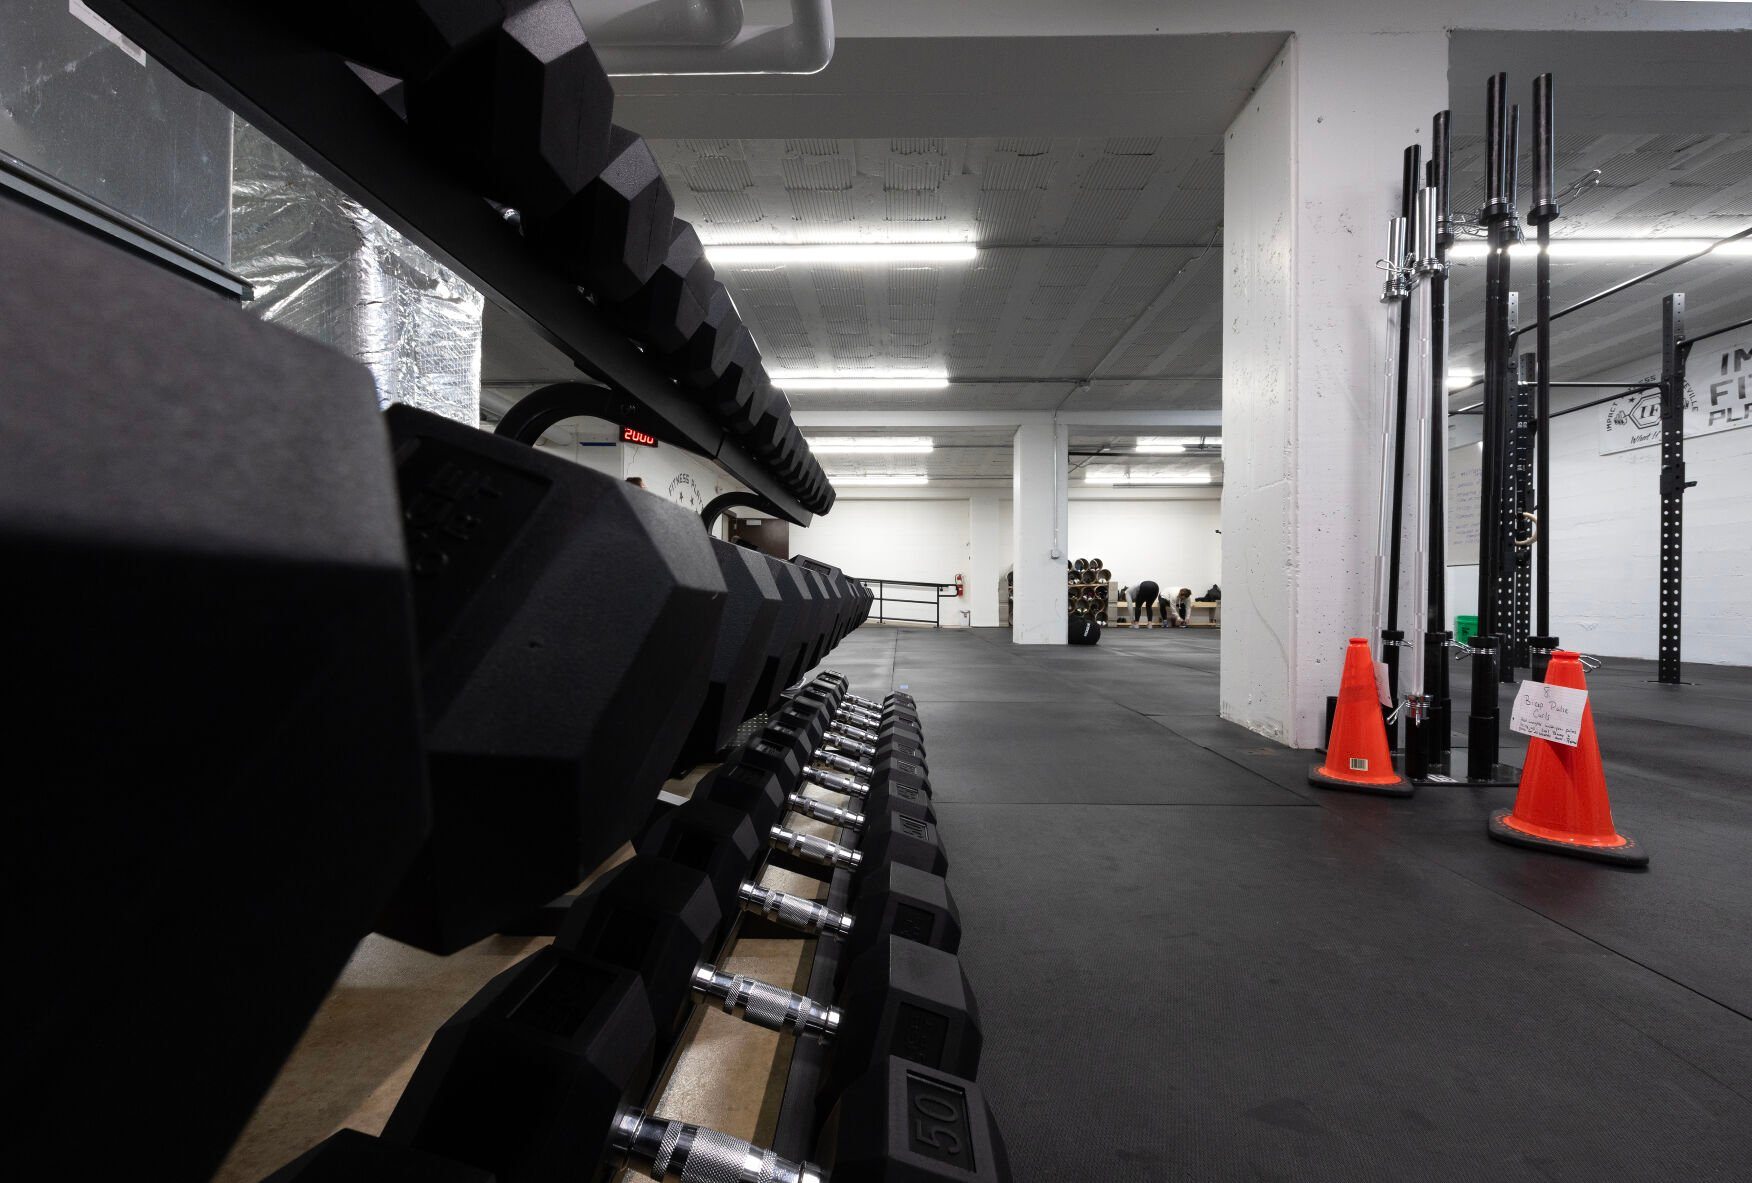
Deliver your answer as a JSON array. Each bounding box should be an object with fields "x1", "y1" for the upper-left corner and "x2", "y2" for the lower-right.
[
  {"x1": 796, "y1": 672, "x2": 920, "y2": 726},
  {"x1": 747, "y1": 694, "x2": 930, "y2": 799},
  {"x1": 736, "y1": 717, "x2": 934, "y2": 828},
  {"x1": 523, "y1": 124, "x2": 675, "y2": 302},
  {"x1": 403, "y1": 0, "x2": 615, "y2": 219},
  {"x1": 746, "y1": 554, "x2": 811, "y2": 715},
  {"x1": 689, "y1": 935, "x2": 982, "y2": 1113},
  {"x1": 586, "y1": 766, "x2": 956, "y2": 968},
  {"x1": 790, "y1": 677, "x2": 921, "y2": 735},
  {"x1": 770, "y1": 808, "x2": 949, "y2": 882},
  {"x1": 6, "y1": 200, "x2": 432, "y2": 1183},
  {"x1": 702, "y1": 336, "x2": 773, "y2": 435},
  {"x1": 673, "y1": 283, "x2": 748, "y2": 389},
  {"x1": 482, "y1": 889, "x2": 980, "y2": 1149},
  {"x1": 816, "y1": 673, "x2": 915, "y2": 716},
  {"x1": 277, "y1": 1053, "x2": 1008, "y2": 1182},
  {"x1": 740, "y1": 859, "x2": 961, "y2": 973},
  {"x1": 743, "y1": 387, "x2": 795, "y2": 461},
  {"x1": 609, "y1": 218, "x2": 713, "y2": 356},
  {"x1": 674, "y1": 538, "x2": 783, "y2": 768},
  {"x1": 614, "y1": 1057, "x2": 1008, "y2": 1182},
  {"x1": 373, "y1": 405, "x2": 725, "y2": 954}
]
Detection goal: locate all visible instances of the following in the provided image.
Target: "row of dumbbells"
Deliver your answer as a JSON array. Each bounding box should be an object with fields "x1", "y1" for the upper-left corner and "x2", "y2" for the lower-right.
[
  {"x1": 267, "y1": 675, "x2": 1009, "y2": 1181},
  {"x1": 277, "y1": 0, "x2": 828, "y2": 510}
]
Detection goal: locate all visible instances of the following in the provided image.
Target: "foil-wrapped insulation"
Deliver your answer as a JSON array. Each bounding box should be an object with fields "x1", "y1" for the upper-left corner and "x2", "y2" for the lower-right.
[{"x1": 230, "y1": 123, "x2": 483, "y2": 425}]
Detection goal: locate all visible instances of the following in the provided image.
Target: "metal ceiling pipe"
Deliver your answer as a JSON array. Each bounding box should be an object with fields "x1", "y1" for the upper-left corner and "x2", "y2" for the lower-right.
[
  {"x1": 595, "y1": 0, "x2": 834, "y2": 75},
  {"x1": 574, "y1": 0, "x2": 742, "y2": 48}
]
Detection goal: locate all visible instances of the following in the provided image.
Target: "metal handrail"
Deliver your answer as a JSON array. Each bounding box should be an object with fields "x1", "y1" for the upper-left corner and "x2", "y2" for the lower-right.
[{"x1": 853, "y1": 577, "x2": 958, "y2": 628}]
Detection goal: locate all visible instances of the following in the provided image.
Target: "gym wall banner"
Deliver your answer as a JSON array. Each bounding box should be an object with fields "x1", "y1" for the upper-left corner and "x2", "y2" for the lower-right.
[{"x1": 1597, "y1": 328, "x2": 1752, "y2": 456}]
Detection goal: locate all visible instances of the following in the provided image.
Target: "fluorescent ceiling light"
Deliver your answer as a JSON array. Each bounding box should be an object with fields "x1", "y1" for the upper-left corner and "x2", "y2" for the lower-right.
[
  {"x1": 1134, "y1": 436, "x2": 1221, "y2": 453},
  {"x1": 832, "y1": 475, "x2": 930, "y2": 487},
  {"x1": 707, "y1": 243, "x2": 978, "y2": 266},
  {"x1": 1084, "y1": 472, "x2": 1214, "y2": 486},
  {"x1": 1446, "y1": 367, "x2": 1478, "y2": 390},
  {"x1": 1449, "y1": 239, "x2": 1752, "y2": 262},
  {"x1": 807, "y1": 437, "x2": 935, "y2": 454},
  {"x1": 772, "y1": 371, "x2": 950, "y2": 392}
]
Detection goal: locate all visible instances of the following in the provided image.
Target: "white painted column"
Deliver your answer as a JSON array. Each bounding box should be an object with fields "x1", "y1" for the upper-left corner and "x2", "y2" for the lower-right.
[
  {"x1": 1219, "y1": 32, "x2": 1447, "y2": 747},
  {"x1": 1011, "y1": 420, "x2": 1069, "y2": 644},
  {"x1": 967, "y1": 493, "x2": 1002, "y2": 628}
]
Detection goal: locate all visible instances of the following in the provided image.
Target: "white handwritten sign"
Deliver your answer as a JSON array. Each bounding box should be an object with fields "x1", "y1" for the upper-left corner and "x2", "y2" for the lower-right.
[{"x1": 1510, "y1": 681, "x2": 1589, "y2": 747}]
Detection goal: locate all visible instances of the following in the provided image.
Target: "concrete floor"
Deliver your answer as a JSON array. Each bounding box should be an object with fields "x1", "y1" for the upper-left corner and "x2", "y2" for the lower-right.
[{"x1": 824, "y1": 625, "x2": 1752, "y2": 1182}]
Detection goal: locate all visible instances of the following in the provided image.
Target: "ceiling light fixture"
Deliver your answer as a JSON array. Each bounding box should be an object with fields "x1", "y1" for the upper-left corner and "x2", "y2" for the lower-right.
[
  {"x1": 771, "y1": 371, "x2": 951, "y2": 392},
  {"x1": 1084, "y1": 472, "x2": 1214, "y2": 486},
  {"x1": 707, "y1": 243, "x2": 978, "y2": 266},
  {"x1": 807, "y1": 437, "x2": 935, "y2": 454},
  {"x1": 1133, "y1": 438, "x2": 1188, "y2": 454},
  {"x1": 831, "y1": 475, "x2": 931, "y2": 487},
  {"x1": 1446, "y1": 367, "x2": 1478, "y2": 390},
  {"x1": 1449, "y1": 239, "x2": 1752, "y2": 262}
]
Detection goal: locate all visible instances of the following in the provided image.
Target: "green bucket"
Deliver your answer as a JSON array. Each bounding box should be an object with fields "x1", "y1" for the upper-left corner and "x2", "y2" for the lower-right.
[{"x1": 1455, "y1": 614, "x2": 1479, "y2": 647}]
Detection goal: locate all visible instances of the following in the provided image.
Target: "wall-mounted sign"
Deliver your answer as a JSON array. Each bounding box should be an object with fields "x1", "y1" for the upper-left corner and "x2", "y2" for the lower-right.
[
  {"x1": 621, "y1": 425, "x2": 659, "y2": 448},
  {"x1": 1597, "y1": 327, "x2": 1752, "y2": 456}
]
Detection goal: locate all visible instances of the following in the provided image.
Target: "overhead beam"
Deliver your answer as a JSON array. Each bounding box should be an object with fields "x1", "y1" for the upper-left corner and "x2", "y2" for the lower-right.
[{"x1": 792, "y1": 409, "x2": 1222, "y2": 429}]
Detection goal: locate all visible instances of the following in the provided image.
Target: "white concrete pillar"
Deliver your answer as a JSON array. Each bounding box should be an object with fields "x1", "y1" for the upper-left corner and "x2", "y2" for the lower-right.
[
  {"x1": 1219, "y1": 32, "x2": 1446, "y2": 747},
  {"x1": 967, "y1": 493, "x2": 1002, "y2": 628},
  {"x1": 1011, "y1": 420, "x2": 1069, "y2": 644}
]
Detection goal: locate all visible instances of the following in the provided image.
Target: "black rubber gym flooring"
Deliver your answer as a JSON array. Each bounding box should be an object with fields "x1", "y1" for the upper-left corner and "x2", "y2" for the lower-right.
[{"x1": 811, "y1": 626, "x2": 1752, "y2": 1181}]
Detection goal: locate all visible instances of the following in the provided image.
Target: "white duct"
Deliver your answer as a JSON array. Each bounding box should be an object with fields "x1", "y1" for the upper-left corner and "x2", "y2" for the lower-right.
[
  {"x1": 587, "y1": 0, "x2": 834, "y2": 75},
  {"x1": 575, "y1": 0, "x2": 742, "y2": 48}
]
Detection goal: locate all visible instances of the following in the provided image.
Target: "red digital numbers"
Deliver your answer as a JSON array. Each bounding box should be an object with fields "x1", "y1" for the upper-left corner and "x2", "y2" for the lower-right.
[{"x1": 621, "y1": 425, "x2": 658, "y2": 447}]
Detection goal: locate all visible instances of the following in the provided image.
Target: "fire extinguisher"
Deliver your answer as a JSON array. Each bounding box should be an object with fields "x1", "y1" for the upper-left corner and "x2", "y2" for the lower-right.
[{"x1": 954, "y1": 574, "x2": 965, "y2": 598}]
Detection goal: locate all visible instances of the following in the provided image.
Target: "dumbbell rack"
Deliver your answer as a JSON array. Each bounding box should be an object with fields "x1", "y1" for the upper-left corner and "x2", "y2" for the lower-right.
[
  {"x1": 636, "y1": 783, "x2": 858, "y2": 1163},
  {"x1": 88, "y1": 0, "x2": 815, "y2": 525}
]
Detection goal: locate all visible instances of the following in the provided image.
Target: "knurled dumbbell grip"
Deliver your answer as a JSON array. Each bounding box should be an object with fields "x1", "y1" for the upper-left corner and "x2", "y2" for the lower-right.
[
  {"x1": 821, "y1": 731, "x2": 876, "y2": 760},
  {"x1": 801, "y1": 766, "x2": 869, "y2": 800},
  {"x1": 737, "y1": 882, "x2": 854, "y2": 938},
  {"x1": 786, "y1": 790, "x2": 865, "y2": 830},
  {"x1": 691, "y1": 964, "x2": 840, "y2": 1038},
  {"x1": 829, "y1": 720, "x2": 878, "y2": 743},
  {"x1": 812, "y1": 748, "x2": 875, "y2": 779},
  {"x1": 769, "y1": 825, "x2": 862, "y2": 870},
  {"x1": 613, "y1": 1110, "x2": 822, "y2": 1183}
]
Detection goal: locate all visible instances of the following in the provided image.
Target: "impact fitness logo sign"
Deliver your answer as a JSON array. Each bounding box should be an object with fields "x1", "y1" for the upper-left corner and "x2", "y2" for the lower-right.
[{"x1": 1598, "y1": 328, "x2": 1752, "y2": 455}]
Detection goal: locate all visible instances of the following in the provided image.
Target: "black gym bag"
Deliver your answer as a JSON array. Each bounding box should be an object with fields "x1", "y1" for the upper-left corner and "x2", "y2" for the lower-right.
[{"x1": 1068, "y1": 617, "x2": 1102, "y2": 645}]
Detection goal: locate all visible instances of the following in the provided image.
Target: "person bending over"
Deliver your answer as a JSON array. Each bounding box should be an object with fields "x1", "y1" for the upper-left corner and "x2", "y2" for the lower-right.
[
  {"x1": 1131, "y1": 579, "x2": 1160, "y2": 628},
  {"x1": 1166, "y1": 587, "x2": 1193, "y2": 628}
]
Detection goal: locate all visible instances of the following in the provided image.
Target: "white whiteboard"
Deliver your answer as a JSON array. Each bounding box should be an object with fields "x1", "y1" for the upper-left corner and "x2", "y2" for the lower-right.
[{"x1": 1448, "y1": 442, "x2": 1481, "y2": 566}]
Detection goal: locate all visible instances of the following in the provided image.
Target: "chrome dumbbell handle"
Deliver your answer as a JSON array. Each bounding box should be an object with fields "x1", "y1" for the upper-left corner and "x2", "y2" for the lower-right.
[
  {"x1": 613, "y1": 1110, "x2": 822, "y2": 1183},
  {"x1": 768, "y1": 825, "x2": 862, "y2": 870},
  {"x1": 812, "y1": 747, "x2": 875, "y2": 780},
  {"x1": 737, "y1": 881, "x2": 854, "y2": 938},
  {"x1": 691, "y1": 963, "x2": 840, "y2": 1038},
  {"x1": 802, "y1": 765, "x2": 869, "y2": 801},
  {"x1": 786, "y1": 791, "x2": 865, "y2": 831},
  {"x1": 829, "y1": 719, "x2": 878, "y2": 744},
  {"x1": 821, "y1": 731, "x2": 876, "y2": 760},
  {"x1": 834, "y1": 703, "x2": 883, "y2": 727}
]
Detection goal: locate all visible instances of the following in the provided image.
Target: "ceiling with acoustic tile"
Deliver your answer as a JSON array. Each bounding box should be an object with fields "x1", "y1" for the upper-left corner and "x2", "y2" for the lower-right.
[{"x1": 647, "y1": 134, "x2": 1226, "y2": 426}]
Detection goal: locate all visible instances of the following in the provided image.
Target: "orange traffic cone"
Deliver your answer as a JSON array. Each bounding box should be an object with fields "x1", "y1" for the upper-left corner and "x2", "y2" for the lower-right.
[
  {"x1": 1488, "y1": 650, "x2": 1647, "y2": 866},
  {"x1": 1308, "y1": 637, "x2": 1409, "y2": 796}
]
